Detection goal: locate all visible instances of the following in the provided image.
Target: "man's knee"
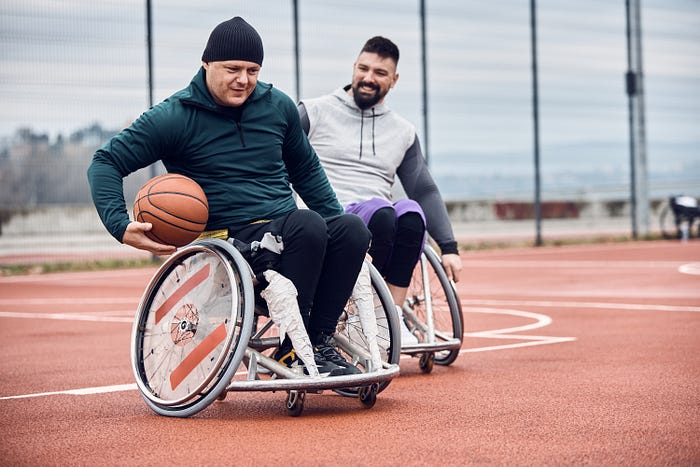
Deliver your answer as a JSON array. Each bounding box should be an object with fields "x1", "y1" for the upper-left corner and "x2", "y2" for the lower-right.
[
  {"x1": 368, "y1": 206, "x2": 397, "y2": 235},
  {"x1": 329, "y1": 213, "x2": 371, "y2": 251},
  {"x1": 397, "y1": 211, "x2": 425, "y2": 239},
  {"x1": 285, "y1": 209, "x2": 327, "y2": 246}
]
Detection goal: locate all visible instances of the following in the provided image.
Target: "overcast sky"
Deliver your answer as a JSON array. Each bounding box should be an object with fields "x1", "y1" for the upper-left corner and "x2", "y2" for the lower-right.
[{"x1": 1, "y1": 0, "x2": 698, "y2": 197}]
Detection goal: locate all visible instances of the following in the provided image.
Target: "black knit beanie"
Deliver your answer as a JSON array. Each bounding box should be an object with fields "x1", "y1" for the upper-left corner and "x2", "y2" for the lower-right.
[{"x1": 201, "y1": 17, "x2": 264, "y2": 65}]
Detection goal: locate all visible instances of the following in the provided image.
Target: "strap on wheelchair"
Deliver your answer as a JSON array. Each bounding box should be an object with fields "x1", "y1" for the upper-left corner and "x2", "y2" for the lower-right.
[
  {"x1": 197, "y1": 227, "x2": 285, "y2": 287},
  {"x1": 227, "y1": 233, "x2": 284, "y2": 287}
]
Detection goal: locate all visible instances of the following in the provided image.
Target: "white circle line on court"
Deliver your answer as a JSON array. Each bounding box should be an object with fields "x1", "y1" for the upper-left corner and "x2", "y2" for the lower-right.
[
  {"x1": 678, "y1": 262, "x2": 700, "y2": 275},
  {"x1": 457, "y1": 307, "x2": 576, "y2": 355},
  {"x1": 463, "y1": 307, "x2": 553, "y2": 334}
]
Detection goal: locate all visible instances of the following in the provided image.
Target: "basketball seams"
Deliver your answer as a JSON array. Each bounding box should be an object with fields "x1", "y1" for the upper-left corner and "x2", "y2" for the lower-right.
[
  {"x1": 137, "y1": 205, "x2": 207, "y2": 228},
  {"x1": 137, "y1": 210, "x2": 203, "y2": 233},
  {"x1": 133, "y1": 173, "x2": 209, "y2": 247},
  {"x1": 144, "y1": 192, "x2": 208, "y2": 213}
]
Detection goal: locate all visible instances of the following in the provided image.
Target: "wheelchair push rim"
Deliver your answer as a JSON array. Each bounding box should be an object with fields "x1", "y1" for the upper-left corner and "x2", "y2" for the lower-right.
[
  {"x1": 403, "y1": 245, "x2": 464, "y2": 366},
  {"x1": 333, "y1": 261, "x2": 401, "y2": 398},
  {"x1": 130, "y1": 240, "x2": 255, "y2": 414}
]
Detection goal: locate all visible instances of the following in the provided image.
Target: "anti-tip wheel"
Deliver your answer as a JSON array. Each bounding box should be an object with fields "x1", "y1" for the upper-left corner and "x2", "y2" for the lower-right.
[
  {"x1": 419, "y1": 352, "x2": 435, "y2": 373},
  {"x1": 358, "y1": 384, "x2": 378, "y2": 409},
  {"x1": 286, "y1": 390, "x2": 305, "y2": 417}
]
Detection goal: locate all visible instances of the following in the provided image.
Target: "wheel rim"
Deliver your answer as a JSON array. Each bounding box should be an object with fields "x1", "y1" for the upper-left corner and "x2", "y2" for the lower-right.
[{"x1": 132, "y1": 244, "x2": 245, "y2": 407}]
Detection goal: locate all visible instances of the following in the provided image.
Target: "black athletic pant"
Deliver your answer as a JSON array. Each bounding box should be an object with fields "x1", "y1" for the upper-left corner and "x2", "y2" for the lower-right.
[
  {"x1": 367, "y1": 207, "x2": 425, "y2": 287},
  {"x1": 231, "y1": 209, "x2": 371, "y2": 343}
]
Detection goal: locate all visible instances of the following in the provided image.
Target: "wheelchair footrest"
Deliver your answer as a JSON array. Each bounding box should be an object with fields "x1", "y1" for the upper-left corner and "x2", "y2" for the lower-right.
[
  {"x1": 400, "y1": 338, "x2": 462, "y2": 354},
  {"x1": 224, "y1": 364, "x2": 399, "y2": 393}
]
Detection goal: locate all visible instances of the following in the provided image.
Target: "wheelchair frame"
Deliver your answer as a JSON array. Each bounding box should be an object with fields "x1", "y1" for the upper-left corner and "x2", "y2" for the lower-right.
[
  {"x1": 130, "y1": 238, "x2": 400, "y2": 418},
  {"x1": 399, "y1": 244, "x2": 464, "y2": 373}
]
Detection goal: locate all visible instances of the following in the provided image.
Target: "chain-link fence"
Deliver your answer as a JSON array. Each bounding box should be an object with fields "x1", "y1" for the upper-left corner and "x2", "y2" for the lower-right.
[{"x1": 1, "y1": 0, "x2": 698, "y2": 262}]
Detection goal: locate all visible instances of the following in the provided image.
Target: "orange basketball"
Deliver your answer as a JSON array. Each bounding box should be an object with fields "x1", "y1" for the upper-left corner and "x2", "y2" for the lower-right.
[{"x1": 133, "y1": 173, "x2": 209, "y2": 247}]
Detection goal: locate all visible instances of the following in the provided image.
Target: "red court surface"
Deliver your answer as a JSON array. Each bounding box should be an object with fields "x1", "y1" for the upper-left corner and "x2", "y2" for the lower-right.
[{"x1": 1, "y1": 240, "x2": 698, "y2": 465}]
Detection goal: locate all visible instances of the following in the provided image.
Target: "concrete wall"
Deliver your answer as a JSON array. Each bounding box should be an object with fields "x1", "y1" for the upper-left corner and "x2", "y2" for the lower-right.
[
  {"x1": 0, "y1": 199, "x2": 674, "y2": 263},
  {"x1": 445, "y1": 198, "x2": 664, "y2": 223},
  {"x1": 0, "y1": 198, "x2": 666, "y2": 236}
]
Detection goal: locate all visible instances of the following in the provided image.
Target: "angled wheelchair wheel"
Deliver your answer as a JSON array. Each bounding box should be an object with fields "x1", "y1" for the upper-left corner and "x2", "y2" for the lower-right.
[
  {"x1": 405, "y1": 245, "x2": 463, "y2": 366},
  {"x1": 658, "y1": 201, "x2": 679, "y2": 239},
  {"x1": 131, "y1": 239, "x2": 255, "y2": 417},
  {"x1": 334, "y1": 261, "x2": 401, "y2": 398}
]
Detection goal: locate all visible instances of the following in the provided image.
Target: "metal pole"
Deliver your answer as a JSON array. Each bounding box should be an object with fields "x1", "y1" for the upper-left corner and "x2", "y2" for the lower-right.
[
  {"x1": 420, "y1": 0, "x2": 429, "y2": 166},
  {"x1": 146, "y1": 0, "x2": 157, "y2": 262},
  {"x1": 292, "y1": 0, "x2": 300, "y2": 102},
  {"x1": 146, "y1": 0, "x2": 156, "y2": 180},
  {"x1": 633, "y1": 0, "x2": 649, "y2": 236},
  {"x1": 625, "y1": 0, "x2": 638, "y2": 239},
  {"x1": 146, "y1": 0, "x2": 154, "y2": 110},
  {"x1": 530, "y1": 0, "x2": 542, "y2": 246}
]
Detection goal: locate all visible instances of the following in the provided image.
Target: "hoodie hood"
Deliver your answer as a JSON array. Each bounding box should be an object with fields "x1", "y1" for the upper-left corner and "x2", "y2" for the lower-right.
[{"x1": 332, "y1": 85, "x2": 391, "y2": 158}]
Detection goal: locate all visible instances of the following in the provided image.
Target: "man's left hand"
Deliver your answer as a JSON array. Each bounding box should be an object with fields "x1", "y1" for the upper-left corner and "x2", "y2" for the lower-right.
[{"x1": 441, "y1": 253, "x2": 462, "y2": 283}]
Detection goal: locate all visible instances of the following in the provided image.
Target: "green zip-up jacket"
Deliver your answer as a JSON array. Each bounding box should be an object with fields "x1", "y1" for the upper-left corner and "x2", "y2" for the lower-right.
[{"x1": 87, "y1": 67, "x2": 343, "y2": 243}]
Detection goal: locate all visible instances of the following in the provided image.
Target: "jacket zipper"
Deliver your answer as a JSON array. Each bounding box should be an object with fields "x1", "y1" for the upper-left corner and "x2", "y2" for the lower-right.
[{"x1": 235, "y1": 120, "x2": 246, "y2": 147}]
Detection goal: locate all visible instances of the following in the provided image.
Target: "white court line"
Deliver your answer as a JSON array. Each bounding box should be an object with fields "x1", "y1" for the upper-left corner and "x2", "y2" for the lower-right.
[
  {"x1": 459, "y1": 336, "x2": 577, "y2": 353},
  {"x1": 457, "y1": 307, "x2": 576, "y2": 354},
  {"x1": 679, "y1": 262, "x2": 700, "y2": 275},
  {"x1": 461, "y1": 260, "x2": 685, "y2": 269},
  {"x1": 0, "y1": 298, "x2": 137, "y2": 305},
  {"x1": 0, "y1": 311, "x2": 133, "y2": 323},
  {"x1": 0, "y1": 384, "x2": 137, "y2": 400},
  {"x1": 461, "y1": 299, "x2": 700, "y2": 313},
  {"x1": 0, "y1": 269, "x2": 153, "y2": 284}
]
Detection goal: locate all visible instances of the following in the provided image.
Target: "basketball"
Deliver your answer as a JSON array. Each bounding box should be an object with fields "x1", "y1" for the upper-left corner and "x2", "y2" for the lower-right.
[{"x1": 133, "y1": 173, "x2": 209, "y2": 247}]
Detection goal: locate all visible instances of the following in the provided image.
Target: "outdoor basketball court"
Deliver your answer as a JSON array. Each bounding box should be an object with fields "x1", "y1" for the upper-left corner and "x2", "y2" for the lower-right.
[{"x1": 1, "y1": 240, "x2": 698, "y2": 465}]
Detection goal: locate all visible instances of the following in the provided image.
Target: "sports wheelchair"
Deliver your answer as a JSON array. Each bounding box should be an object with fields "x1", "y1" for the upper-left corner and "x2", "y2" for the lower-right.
[
  {"x1": 130, "y1": 238, "x2": 400, "y2": 418},
  {"x1": 659, "y1": 194, "x2": 699, "y2": 240},
  {"x1": 399, "y1": 243, "x2": 464, "y2": 373}
]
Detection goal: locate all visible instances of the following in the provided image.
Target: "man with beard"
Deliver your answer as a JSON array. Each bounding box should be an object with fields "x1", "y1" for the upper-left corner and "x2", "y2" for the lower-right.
[{"x1": 298, "y1": 36, "x2": 462, "y2": 345}]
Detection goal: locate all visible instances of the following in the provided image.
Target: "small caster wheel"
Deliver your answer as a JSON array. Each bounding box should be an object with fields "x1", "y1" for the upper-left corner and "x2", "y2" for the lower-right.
[
  {"x1": 286, "y1": 390, "x2": 305, "y2": 417},
  {"x1": 419, "y1": 352, "x2": 434, "y2": 373},
  {"x1": 358, "y1": 384, "x2": 378, "y2": 409},
  {"x1": 216, "y1": 390, "x2": 228, "y2": 401}
]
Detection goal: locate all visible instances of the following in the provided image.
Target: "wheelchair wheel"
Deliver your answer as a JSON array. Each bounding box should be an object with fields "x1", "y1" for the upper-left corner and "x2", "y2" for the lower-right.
[
  {"x1": 405, "y1": 245, "x2": 463, "y2": 366},
  {"x1": 334, "y1": 261, "x2": 401, "y2": 397},
  {"x1": 658, "y1": 201, "x2": 679, "y2": 239},
  {"x1": 131, "y1": 239, "x2": 255, "y2": 417}
]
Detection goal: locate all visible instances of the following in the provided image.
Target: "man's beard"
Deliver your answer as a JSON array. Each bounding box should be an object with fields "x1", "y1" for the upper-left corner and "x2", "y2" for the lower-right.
[{"x1": 352, "y1": 81, "x2": 383, "y2": 110}]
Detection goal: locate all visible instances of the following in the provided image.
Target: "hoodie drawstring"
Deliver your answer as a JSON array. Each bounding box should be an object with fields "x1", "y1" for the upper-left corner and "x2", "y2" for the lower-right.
[
  {"x1": 359, "y1": 112, "x2": 364, "y2": 159},
  {"x1": 371, "y1": 108, "x2": 376, "y2": 156},
  {"x1": 358, "y1": 108, "x2": 377, "y2": 159}
]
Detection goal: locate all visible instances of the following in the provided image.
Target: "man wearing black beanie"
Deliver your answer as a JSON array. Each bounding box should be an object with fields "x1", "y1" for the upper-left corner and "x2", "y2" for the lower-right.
[{"x1": 88, "y1": 17, "x2": 368, "y2": 376}]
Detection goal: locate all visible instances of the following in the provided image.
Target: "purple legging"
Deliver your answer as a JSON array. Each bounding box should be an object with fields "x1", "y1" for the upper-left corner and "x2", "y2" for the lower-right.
[{"x1": 345, "y1": 198, "x2": 426, "y2": 287}]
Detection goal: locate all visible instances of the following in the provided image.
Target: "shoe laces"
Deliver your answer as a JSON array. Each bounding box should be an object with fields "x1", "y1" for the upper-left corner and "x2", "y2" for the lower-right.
[{"x1": 315, "y1": 336, "x2": 347, "y2": 363}]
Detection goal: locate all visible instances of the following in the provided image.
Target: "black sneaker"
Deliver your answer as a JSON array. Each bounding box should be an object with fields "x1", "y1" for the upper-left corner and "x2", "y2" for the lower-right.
[
  {"x1": 274, "y1": 342, "x2": 345, "y2": 377},
  {"x1": 314, "y1": 333, "x2": 362, "y2": 375}
]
